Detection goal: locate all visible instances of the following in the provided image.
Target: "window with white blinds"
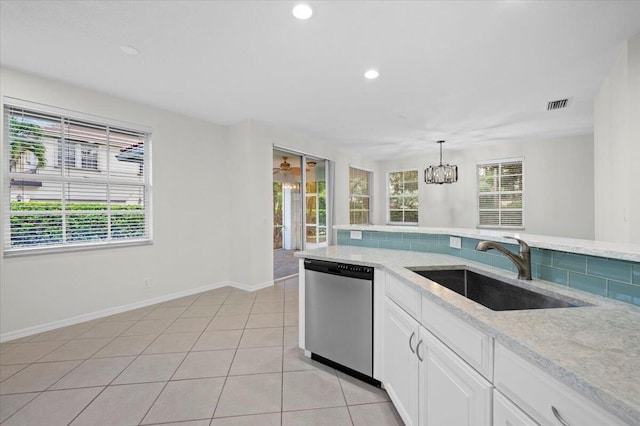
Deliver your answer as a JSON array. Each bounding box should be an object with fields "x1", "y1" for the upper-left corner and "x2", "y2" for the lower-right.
[
  {"x1": 388, "y1": 170, "x2": 419, "y2": 224},
  {"x1": 3, "y1": 100, "x2": 152, "y2": 254},
  {"x1": 349, "y1": 167, "x2": 372, "y2": 224},
  {"x1": 477, "y1": 159, "x2": 524, "y2": 228}
]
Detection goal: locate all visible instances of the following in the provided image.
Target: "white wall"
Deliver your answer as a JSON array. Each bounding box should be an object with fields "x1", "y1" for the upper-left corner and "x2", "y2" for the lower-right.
[
  {"x1": 594, "y1": 34, "x2": 640, "y2": 243},
  {"x1": 375, "y1": 135, "x2": 595, "y2": 240},
  {"x1": 0, "y1": 68, "x2": 231, "y2": 336}
]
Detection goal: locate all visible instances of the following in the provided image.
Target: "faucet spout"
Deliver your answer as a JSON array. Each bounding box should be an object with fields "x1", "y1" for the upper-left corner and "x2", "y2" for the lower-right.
[{"x1": 475, "y1": 237, "x2": 532, "y2": 280}]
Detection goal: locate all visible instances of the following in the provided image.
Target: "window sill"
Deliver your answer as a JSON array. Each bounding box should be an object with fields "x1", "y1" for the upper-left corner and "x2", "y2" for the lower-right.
[
  {"x1": 3, "y1": 239, "x2": 152, "y2": 258},
  {"x1": 386, "y1": 222, "x2": 418, "y2": 226},
  {"x1": 476, "y1": 225, "x2": 525, "y2": 231}
]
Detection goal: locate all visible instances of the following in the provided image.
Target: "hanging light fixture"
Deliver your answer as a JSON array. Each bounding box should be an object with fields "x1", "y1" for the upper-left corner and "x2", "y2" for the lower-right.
[{"x1": 424, "y1": 140, "x2": 458, "y2": 184}]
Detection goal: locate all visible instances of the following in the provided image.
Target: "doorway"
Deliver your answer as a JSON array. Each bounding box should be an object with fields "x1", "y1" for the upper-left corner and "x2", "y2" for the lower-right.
[{"x1": 273, "y1": 148, "x2": 329, "y2": 280}]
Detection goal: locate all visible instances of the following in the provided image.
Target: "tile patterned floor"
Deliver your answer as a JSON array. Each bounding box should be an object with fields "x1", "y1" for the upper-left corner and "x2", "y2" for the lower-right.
[{"x1": 0, "y1": 276, "x2": 403, "y2": 425}]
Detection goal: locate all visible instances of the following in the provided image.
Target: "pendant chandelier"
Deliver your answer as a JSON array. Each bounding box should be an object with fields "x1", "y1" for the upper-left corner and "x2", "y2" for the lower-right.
[{"x1": 424, "y1": 140, "x2": 458, "y2": 184}]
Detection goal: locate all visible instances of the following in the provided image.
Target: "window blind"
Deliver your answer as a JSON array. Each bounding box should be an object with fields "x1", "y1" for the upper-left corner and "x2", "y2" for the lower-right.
[
  {"x1": 4, "y1": 102, "x2": 152, "y2": 254},
  {"x1": 388, "y1": 170, "x2": 418, "y2": 224},
  {"x1": 349, "y1": 167, "x2": 371, "y2": 224},
  {"x1": 477, "y1": 159, "x2": 524, "y2": 228}
]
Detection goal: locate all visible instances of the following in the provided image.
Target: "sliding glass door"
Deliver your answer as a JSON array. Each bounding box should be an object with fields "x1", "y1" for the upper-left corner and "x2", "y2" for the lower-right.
[{"x1": 304, "y1": 157, "x2": 328, "y2": 249}]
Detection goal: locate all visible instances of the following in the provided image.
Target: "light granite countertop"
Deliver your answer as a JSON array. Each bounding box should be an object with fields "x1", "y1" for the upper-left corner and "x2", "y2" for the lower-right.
[
  {"x1": 296, "y1": 245, "x2": 640, "y2": 425},
  {"x1": 334, "y1": 224, "x2": 640, "y2": 262}
]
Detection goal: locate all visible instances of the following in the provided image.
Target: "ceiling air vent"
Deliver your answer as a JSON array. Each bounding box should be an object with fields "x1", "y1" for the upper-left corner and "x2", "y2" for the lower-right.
[{"x1": 547, "y1": 98, "x2": 569, "y2": 111}]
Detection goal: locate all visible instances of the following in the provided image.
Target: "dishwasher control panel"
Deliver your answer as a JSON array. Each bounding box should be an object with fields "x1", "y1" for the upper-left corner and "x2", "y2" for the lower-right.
[
  {"x1": 337, "y1": 263, "x2": 372, "y2": 274},
  {"x1": 304, "y1": 259, "x2": 374, "y2": 280}
]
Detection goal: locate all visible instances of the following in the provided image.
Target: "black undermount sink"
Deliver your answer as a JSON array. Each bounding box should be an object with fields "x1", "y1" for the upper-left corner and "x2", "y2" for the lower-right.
[{"x1": 410, "y1": 268, "x2": 588, "y2": 311}]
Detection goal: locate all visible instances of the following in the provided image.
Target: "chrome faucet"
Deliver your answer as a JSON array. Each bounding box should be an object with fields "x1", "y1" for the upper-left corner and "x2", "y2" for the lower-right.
[{"x1": 475, "y1": 236, "x2": 532, "y2": 280}]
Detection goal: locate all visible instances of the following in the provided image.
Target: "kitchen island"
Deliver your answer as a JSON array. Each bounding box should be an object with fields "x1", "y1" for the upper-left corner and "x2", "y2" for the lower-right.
[{"x1": 296, "y1": 245, "x2": 640, "y2": 425}]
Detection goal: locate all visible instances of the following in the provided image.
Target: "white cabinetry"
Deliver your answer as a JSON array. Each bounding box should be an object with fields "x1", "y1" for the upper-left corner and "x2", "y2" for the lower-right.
[
  {"x1": 383, "y1": 280, "x2": 492, "y2": 426},
  {"x1": 494, "y1": 342, "x2": 626, "y2": 426},
  {"x1": 383, "y1": 298, "x2": 421, "y2": 425},
  {"x1": 493, "y1": 390, "x2": 537, "y2": 426},
  {"x1": 420, "y1": 326, "x2": 492, "y2": 426}
]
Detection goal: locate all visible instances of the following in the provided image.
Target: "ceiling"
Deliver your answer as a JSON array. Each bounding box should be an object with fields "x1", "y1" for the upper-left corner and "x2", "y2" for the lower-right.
[{"x1": 2, "y1": 1, "x2": 640, "y2": 160}]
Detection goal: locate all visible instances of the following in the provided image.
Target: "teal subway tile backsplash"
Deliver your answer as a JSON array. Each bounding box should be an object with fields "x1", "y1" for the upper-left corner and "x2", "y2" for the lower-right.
[
  {"x1": 608, "y1": 281, "x2": 640, "y2": 306},
  {"x1": 534, "y1": 265, "x2": 568, "y2": 285},
  {"x1": 569, "y1": 272, "x2": 607, "y2": 297},
  {"x1": 587, "y1": 257, "x2": 631, "y2": 283},
  {"x1": 334, "y1": 229, "x2": 639, "y2": 306},
  {"x1": 553, "y1": 252, "x2": 586, "y2": 273},
  {"x1": 531, "y1": 248, "x2": 553, "y2": 266}
]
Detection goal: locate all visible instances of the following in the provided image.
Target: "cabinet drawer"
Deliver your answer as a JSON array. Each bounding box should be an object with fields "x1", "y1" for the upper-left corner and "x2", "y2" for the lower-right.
[
  {"x1": 493, "y1": 390, "x2": 537, "y2": 426},
  {"x1": 385, "y1": 271, "x2": 421, "y2": 319},
  {"x1": 494, "y1": 343, "x2": 626, "y2": 426},
  {"x1": 421, "y1": 296, "x2": 493, "y2": 380}
]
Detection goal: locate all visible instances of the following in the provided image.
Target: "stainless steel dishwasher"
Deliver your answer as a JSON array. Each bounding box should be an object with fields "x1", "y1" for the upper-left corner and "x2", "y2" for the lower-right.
[{"x1": 304, "y1": 258, "x2": 379, "y2": 385}]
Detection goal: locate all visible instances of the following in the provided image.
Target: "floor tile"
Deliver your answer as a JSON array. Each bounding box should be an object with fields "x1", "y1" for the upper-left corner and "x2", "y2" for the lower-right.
[
  {"x1": 3, "y1": 387, "x2": 102, "y2": 426},
  {"x1": 217, "y1": 304, "x2": 252, "y2": 316},
  {"x1": 181, "y1": 305, "x2": 222, "y2": 318},
  {"x1": 142, "y1": 377, "x2": 225, "y2": 424},
  {"x1": 92, "y1": 334, "x2": 156, "y2": 358},
  {"x1": 282, "y1": 406, "x2": 352, "y2": 426},
  {"x1": 143, "y1": 332, "x2": 200, "y2": 354},
  {"x1": 173, "y1": 350, "x2": 235, "y2": 380},
  {"x1": 211, "y1": 412, "x2": 281, "y2": 426},
  {"x1": 246, "y1": 313, "x2": 284, "y2": 329},
  {"x1": 159, "y1": 294, "x2": 200, "y2": 307},
  {"x1": 282, "y1": 369, "x2": 345, "y2": 411},
  {"x1": 0, "y1": 392, "x2": 39, "y2": 423},
  {"x1": 338, "y1": 371, "x2": 389, "y2": 405},
  {"x1": 348, "y1": 402, "x2": 404, "y2": 426},
  {"x1": 239, "y1": 327, "x2": 283, "y2": 348},
  {"x1": 0, "y1": 364, "x2": 28, "y2": 382},
  {"x1": 77, "y1": 321, "x2": 136, "y2": 338},
  {"x1": 284, "y1": 312, "x2": 299, "y2": 326},
  {"x1": 224, "y1": 294, "x2": 256, "y2": 305},
  {"x1": 103, "y1": 307, "x2": 155, "y2": 322},
  {"x1": 50, "y1": 356, "x2": 134, "y2": 389},
  {"x1": 144, "y1": 307, "x2": 187, "y2": 320},
  {"x1": 39, "y1": 338, "x2": 112, "y2": 361},
  {"x1": 214, "y1": 373, "x2": 282, "y2": 418},
  {"x1": 145, "y1": 421, "x2": 211, "y2": 426},
  {"x1": 0, "y1": 341, "x2": 65, "y2": 365},
  {"x1": 28, "y1": 323, "x2": 94, "y2": 341},
  {"x1": 193, "y1": 330, "x2": 242, "y2": 351},
  {"x1": 191, "y1": 296, "x2": 228, "y2": 306},
  {"x1": 206, "y1": 314, "x2": 248, "y2": 330},
  {"x1": 70, "y1": 382, "x2": 165, "y2": 426},
  {"x1": 283, "y1": 346, "x2": 319, "y2": 372},
  {"x1": 0, "y1": 343, "x2": 19, "y2": 354},
  {"x1": 113, "y1": 353, "x2": 186, "y2": 384},
  {"x1": 254, "y1": 294, "x2": 284, "y2": 304},
  {"x1": 121, "y1": 319, "x2": 173, "y2": 336},
  {"x1": 229, "y1": 347, "x2": 283, "y2": 376},
  {"x1": 284, "y1": 326, "x2": 298, "y2": 346},
  {"x1": 164, "y1": 317, "x2": 211, "y2": 334},
  {"x1": 0, "y1": 360, "x2": 81, "y2": 394},
  {"x1": 251, "y1": 301, "x2": 284, "y2": 314}
]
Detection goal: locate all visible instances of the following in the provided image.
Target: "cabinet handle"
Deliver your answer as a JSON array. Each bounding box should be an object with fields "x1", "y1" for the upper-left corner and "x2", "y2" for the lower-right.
[
  {"x1": 409, "y1": 332, "x2": 416, "y2": 353},
  {"x1": 551, "y1": 406, "x2": 571, "y2": 426},
  {"x1": 416, "y1": 340, "x2": 424, "y2": 362}
]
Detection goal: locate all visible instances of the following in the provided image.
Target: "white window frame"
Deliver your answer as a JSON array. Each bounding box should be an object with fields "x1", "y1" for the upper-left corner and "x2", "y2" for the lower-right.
[
  {"x1": 476, "y1": 157, "x2": 525, "y2": 230},
  {"x1": 2, "y1": 97, "x2": 153, "y2": 256},
  {"x1": 349, "y1": 165, "x2": 373, "y2": 225},
  {"x1": 386, "y1": 169, "x2": 419, "y2": 225}
]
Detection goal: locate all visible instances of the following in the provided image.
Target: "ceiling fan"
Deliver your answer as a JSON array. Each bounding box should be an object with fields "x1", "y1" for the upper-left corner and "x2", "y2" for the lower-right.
[{"x1": 273, "y1": 156, "x2": 301, "y2": 176}]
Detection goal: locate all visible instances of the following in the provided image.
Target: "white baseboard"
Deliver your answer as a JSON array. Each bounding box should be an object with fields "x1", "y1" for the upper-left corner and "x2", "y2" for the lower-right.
[{"x1": 0, "y1": 278, "x2": 280, "y2": 343}]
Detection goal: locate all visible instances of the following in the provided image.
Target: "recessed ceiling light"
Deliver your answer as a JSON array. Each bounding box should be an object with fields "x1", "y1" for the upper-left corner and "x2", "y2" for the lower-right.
[
  {"x1": 364, "y1": 69, "x2": 380, "y2": 79},
  {"x1": 292, "y1": 3, "x2": 313, "y2": 20},
  {"x1": 120, "y1": 45, "x2": 139, "y2": 56}
]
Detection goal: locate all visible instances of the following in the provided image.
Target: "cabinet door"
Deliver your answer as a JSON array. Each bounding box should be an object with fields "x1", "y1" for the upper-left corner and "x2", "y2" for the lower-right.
[
  {"x1": 383, "y1": 298, "x2": 420, "y2": 426},
  {"x1": 419, "y1": 327, "x2": 492, "y2": 426},
  {"x1": 493, "y1": 391, "x2": 537, "y2": 426}
]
